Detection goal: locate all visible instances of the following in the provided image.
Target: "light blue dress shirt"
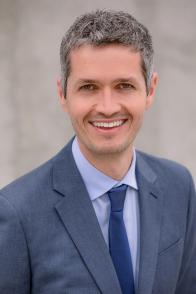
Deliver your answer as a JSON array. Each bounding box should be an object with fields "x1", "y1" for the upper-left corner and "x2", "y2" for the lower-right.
[{"x1": 72, "y1": 137, "x2": 140, "y2": 284}]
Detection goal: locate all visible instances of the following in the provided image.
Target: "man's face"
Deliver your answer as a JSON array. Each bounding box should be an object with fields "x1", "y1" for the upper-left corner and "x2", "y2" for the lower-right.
[{"x1": 58, "y1": 44, "x2": 157, "y2": 160}]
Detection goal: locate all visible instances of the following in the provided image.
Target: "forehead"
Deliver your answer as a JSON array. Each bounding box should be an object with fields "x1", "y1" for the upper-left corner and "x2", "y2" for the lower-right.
[{"x1": 68, "y1": 44, "x2": 144, "y2": 80}]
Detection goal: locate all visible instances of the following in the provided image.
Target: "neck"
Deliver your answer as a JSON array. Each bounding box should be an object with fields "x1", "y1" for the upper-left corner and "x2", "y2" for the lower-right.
[{"x1": 79, "y1": 145, "x2": 133, "y2": 181}]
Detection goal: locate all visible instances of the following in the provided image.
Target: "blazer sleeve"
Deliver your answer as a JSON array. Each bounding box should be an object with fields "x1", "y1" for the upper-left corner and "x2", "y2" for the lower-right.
[
  {"x1": 0, "y1": 194, "x2": 31, "y2": 294},
  {"x1": 175, "y1": 171, "x2": 196, "y2": 294}
]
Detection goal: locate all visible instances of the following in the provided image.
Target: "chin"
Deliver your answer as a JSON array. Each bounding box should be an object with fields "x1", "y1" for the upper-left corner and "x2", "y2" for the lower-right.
[{"x1": 88, "y1": 142, "x2": 133, "y2": 156}]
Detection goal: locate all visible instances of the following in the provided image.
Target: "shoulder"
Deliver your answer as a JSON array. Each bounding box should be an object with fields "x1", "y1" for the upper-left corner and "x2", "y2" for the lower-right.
[
  {"x1": 136, "y1": 150, "x2": 192, "y2": 177},
  {"x1": 0, "y1": 140, "x2": 73, "y2": 209},
  {"x1": 136, "y1": 150, "x2": 195, "y2": 192},
  {"x1": 0, "y1": 158, "x2": 52, "y2": 210}
]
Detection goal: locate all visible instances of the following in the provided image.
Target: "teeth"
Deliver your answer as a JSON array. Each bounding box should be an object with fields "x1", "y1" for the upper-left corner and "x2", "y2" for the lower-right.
[{"x1": 92, "y1": 120, "x2": 124, "y2": 128}]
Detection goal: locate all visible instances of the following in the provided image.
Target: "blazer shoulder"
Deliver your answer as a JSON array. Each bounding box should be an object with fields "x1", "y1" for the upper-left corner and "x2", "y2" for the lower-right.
[
  {"x1": 136, "y1": 150, "x2": 195, "y2": 191},
  {"x1": 0, "y1": 141, "x2": 73, "y2": 206},
  {"x1": 0, "y1": 158, "x2": 53, "y2": 205}
]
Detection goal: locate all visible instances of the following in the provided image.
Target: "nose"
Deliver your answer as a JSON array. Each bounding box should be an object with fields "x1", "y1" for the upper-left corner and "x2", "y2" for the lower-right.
[{"x1": 96, "y1": 88, "x2": 121, "y2": 117}]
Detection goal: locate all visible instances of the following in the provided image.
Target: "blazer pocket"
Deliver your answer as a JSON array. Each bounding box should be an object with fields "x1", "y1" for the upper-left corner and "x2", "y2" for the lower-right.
[
  {"x1": 153, "y1": 238, "x2": 184, "y2": 293},
  {"x1": 158, "y1": 237, "x2": 183, "y2": 256}
]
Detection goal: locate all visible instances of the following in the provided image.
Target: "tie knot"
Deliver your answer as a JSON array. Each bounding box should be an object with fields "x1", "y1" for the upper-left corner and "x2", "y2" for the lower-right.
[{"x1": 108, "y1": 184, "x2": 128, "y2": 212}]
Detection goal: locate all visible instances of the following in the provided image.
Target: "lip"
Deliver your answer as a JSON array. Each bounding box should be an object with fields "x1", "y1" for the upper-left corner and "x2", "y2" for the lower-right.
[{"x1": 89, "y1": 119, "x2": 128, "y2": 133}]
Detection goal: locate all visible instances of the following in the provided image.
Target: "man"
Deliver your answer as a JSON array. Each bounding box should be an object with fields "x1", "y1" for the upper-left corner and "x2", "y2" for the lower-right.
[{"x1": 0, "y1": 10, "x2": 195, "y2": 294}]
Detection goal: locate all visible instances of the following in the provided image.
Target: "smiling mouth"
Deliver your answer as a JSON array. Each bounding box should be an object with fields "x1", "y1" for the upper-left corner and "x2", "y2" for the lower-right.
[{"x1": 91, "y1": 119, "x2": 127, "y2": 129}]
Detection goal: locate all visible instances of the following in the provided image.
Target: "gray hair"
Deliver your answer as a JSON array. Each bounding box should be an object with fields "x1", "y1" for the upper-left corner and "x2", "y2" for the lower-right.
[{"x1": 60, "y1": 10, "x2": 154, "y2": 95}]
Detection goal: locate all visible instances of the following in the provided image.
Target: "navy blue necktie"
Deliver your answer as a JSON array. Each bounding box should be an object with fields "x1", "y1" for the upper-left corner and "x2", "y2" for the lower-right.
[{"x1": 108, "y1": 184, "x2": 135, "y2": 294}]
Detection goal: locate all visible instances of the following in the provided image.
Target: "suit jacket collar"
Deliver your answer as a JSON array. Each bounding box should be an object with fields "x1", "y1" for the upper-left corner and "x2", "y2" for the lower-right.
[
  {"x1": 52, "y1": 140, "x2": 122, "y2": 294},
  {"x1": 52, "y1": 141, "x2": 164, "y2": 294},
  {"x1": 136, "y1": 151, "x2": 164, "y2": 294}
]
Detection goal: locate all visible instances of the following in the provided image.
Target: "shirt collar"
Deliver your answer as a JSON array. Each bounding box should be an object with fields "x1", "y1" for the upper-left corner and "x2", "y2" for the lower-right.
[{"x1": 72, "y1": 137, "x2": 138, "y2": 201}]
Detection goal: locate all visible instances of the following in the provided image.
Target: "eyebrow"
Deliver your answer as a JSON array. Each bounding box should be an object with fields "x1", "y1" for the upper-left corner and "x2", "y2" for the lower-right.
[
  {"x1": 113, "y1": 77, "x2": 138, "y2": 84},
  {"x1": 76, "y1": 77, "x2": 138, "y2": 85},
  {"x1": 77, "y1": 79, "x2": 98, "y2": 84}
]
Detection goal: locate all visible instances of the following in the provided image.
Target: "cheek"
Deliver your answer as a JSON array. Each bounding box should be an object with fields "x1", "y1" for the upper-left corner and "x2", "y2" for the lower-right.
[
  {"x1": 126, "y1": 101, "x2": 147, "y2": 117},
  {"x1": 66, "y1": 103, "x2": 89, "y2": 122}
]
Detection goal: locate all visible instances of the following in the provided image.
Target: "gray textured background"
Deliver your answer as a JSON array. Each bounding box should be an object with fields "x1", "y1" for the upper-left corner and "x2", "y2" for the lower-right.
[{"x1": 1, "y1": 0, "x2": 196, "y2": 187}]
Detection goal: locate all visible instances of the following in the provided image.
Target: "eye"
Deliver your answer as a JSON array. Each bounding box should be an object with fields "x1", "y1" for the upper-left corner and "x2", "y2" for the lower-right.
[
  {"x1": 79, "y1": 84, "x2": 97, "y2": 91},
  {"x1": 116, "y1": 83, "x2": 135, "y2": 90}
]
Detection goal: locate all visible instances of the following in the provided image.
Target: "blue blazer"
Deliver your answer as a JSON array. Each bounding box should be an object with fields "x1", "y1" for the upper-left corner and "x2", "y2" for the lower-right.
[{"x1": 0, "y1": 139, "x2": 195, "y2": 294}]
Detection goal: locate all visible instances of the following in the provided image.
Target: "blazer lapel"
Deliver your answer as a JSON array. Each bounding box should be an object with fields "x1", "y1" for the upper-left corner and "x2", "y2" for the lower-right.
[
  {"x1": 136, "y1": 152, "x2": 164, "y2": 294},
  {"x1": 52, "y1": 142, "x2": 122, "y2": 294}
]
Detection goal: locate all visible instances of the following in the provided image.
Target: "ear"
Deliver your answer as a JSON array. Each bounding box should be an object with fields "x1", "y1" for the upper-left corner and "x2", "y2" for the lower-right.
[
  {"x1": 57, "y1": 78, "x2": 67, "y2": 112},
  {"x1": 145, "y1": 72, "x2": 158, "y2": 110}
]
